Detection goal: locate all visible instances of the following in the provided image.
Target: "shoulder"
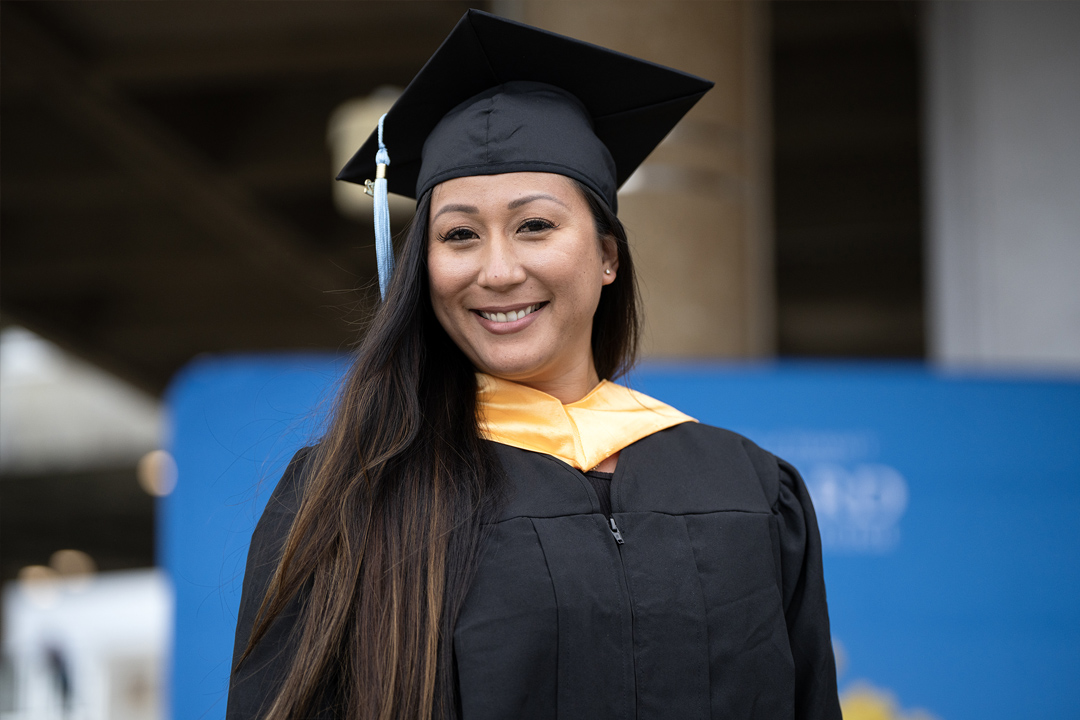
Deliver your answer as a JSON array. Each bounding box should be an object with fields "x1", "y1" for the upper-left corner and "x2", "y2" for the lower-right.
[
  {"x1": 620, "y1": 421, "x2": 793, "y2": 514},
  {"x1": 266, "y1": 446, "x2": 316, "y2": 512},
  {"x1": 249, "y1": 446, "x2": 317, "y2": 558}
]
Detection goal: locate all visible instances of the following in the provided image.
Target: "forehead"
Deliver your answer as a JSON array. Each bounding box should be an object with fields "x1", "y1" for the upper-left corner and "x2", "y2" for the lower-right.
[{"x1": 429, "y1": 172, "x2": 582, "y2": 214}]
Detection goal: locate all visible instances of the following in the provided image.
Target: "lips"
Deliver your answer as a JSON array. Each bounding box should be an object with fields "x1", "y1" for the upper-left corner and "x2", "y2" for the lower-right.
[{"x1": 475, "y1": 302, "x2": 545, "y2": 323}]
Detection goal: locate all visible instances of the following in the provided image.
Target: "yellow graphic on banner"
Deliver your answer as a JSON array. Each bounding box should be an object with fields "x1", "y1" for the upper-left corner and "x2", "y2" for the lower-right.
[
  {"x1": 833, "y1": 639, "x2": 940, "y2": 720},
  {"x1": 841, "y1": 682, "x2": 940, "y2": 720}
]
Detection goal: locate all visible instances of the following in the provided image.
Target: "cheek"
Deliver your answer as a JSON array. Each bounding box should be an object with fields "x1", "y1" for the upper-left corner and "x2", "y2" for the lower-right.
[
  {"x1": 427, "y1": 248, "x2": 471, "y2": 321},
  {"x1": 427, "y1": 247, "x2": 454, "y2": 295},
  {"x1": 544, "y1": 244, "x2": 604, "y2": 301},
  {"x1": 426, "y1": 250, "x2": 450, "y2": 318}
]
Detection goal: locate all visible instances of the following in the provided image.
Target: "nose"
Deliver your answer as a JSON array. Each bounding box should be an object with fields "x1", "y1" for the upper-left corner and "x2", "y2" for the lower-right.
[{"x1": 477, "y1": 235, "x2": 527, "y2": 291}]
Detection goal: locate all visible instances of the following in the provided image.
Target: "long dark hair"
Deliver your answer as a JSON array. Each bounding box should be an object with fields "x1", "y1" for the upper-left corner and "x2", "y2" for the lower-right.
[{"x1": 238, "y1": 178, "x2": 639, "y2": 719}]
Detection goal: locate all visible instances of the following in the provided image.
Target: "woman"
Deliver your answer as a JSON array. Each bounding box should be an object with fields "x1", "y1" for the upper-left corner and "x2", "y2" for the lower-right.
[{"x1": 227, "y1": 10, "x2": 841, "y2": 720}]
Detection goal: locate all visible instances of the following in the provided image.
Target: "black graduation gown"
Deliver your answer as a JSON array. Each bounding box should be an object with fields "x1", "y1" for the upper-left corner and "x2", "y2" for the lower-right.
[{"x1": 227, "y1": 422, "x2": 842, "y2": 720}]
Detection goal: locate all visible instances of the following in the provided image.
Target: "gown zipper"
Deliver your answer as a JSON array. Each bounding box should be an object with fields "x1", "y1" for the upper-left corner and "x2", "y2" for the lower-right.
[{"x1": 608, "y1": 516, "x2": 625, "y2": 544}]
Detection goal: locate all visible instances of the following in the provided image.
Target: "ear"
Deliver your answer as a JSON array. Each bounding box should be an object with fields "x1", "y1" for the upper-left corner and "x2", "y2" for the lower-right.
[{"x1": 600, "y1": 233, "x2": 620, "y2": 285}]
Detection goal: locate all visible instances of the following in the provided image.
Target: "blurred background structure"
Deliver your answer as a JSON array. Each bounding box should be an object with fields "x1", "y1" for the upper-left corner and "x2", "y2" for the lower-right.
[{"x1": 2, "y1": 1, "x2": 1078, "y2": 718}]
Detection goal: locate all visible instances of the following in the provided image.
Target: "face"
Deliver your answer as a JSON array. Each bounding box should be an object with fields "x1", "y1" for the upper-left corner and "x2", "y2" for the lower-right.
[{"x1": 427, "y1": 172, "x2": 618, "y2": 391}]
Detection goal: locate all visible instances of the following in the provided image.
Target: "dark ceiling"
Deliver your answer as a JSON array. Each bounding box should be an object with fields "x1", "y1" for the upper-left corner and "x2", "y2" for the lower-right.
[{"x1": 1, "y1": 1, "x2": 477, "y2": 394}]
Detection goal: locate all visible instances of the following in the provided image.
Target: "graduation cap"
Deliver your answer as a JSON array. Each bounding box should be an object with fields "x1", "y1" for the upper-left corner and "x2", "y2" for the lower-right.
[{"x1": 337, "y1": 8, "x2": 713, "y2": 299}]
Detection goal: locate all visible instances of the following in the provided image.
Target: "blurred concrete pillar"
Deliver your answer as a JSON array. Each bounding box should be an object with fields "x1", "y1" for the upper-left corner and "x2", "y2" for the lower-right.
[
  {"x1": 506, "y1": 0, "x2": 774, "y2": 358},
  {"x1": 925, "y1": 2, "x2": 1080, "y2": 371}
]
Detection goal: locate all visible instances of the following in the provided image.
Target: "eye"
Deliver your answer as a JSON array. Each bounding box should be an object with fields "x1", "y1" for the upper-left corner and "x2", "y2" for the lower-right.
[
  {"x1": 436, "y1": 227, "x2": 479, "y2": 243},
  {"x1": 518, "y1": 218, "x2": 557, "y2": 234}
]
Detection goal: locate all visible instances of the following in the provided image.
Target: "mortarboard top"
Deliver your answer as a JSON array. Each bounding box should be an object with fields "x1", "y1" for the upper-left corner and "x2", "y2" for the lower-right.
[{"x1": 336, "y1": 8, "x2": 714, "y2": 213}]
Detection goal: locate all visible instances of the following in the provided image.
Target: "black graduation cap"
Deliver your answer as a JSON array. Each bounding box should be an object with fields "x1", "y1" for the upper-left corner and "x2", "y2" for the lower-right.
[{"x1": 336, "y1": 8, "x2": 714, "y2": 213}]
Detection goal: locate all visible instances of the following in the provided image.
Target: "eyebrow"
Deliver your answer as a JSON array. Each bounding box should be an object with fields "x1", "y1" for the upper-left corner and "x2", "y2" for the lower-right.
[
  {"x1": 508, "y1": 193, "x2": 568, "y2": 210},
  {"x1": 431, "y1": 203, "x2": 479, "y2": 221}
]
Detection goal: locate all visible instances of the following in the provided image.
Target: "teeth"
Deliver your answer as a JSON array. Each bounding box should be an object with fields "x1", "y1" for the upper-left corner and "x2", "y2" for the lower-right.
[{"x1": 480, "y1": 304, "x2": 540, "y2": 323}]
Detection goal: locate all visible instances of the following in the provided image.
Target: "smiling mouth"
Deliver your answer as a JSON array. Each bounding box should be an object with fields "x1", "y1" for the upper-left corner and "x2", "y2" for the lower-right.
[{"x1": 474, "y1": 302, "x2": 547, "y2": 323}]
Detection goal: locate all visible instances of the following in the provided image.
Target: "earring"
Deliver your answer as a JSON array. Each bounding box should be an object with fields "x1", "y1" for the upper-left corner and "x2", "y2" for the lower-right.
[{"x1": 605, "y1": 269, "x2": 612, "y2": 275}]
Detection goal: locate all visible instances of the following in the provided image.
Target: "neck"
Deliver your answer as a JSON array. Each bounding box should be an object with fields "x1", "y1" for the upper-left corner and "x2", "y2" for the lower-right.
[{"x1": 496, "y1": 356, "x2": 601, "y2": 404}]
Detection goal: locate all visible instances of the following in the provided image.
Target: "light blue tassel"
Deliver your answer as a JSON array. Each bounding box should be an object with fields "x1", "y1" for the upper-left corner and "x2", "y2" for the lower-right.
[{"x1": 373, "y1": 113, "x2": 394, "y2": 301}]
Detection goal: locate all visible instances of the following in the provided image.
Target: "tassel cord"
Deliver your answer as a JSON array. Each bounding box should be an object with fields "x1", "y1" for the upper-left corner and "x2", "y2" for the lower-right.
[{"x1": 374, "y1": 114, "x2": 394, "y2": 301}]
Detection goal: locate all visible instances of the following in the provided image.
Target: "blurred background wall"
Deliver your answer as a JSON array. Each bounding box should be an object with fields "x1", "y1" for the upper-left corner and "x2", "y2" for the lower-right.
[{"x1": 1, "y1": 1, "x2": 1077, "y2": 718}]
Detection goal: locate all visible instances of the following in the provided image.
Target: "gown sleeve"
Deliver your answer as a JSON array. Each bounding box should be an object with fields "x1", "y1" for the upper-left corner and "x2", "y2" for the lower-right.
[
  {"x1": 225, "y1": 447, "x2": 314, "y2": 720},
  {"x1": 772, "y1": 457, "x2": 843, "y2": 720}
]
